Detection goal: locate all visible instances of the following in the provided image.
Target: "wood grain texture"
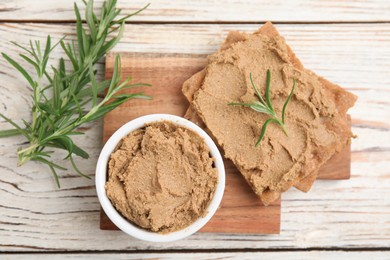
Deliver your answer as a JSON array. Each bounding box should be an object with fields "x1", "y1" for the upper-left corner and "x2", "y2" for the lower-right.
[
  {"x1": 3, "y1": 251, "x2": 390, "y2": 259},
  {"x1": 1, "y1": 0, "x2": 390, "y2": 22},
  {"x1": 0, "y1": 23, "x2": 389, "y2": 251}
]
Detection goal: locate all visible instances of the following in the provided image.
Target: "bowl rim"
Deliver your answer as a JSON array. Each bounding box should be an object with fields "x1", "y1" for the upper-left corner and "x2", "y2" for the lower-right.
[{"x1": 95, "y1": 114, "x2": 225, "y2": 242}]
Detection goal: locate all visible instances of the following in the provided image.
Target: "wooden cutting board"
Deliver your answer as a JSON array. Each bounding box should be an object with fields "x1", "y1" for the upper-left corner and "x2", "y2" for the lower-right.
[{"x1": 101, "y1": 52, "x2": 351, "y2": 234}]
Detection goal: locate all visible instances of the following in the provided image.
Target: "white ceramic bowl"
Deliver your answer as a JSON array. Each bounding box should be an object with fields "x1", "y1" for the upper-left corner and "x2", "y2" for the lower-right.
[{"x1": 96, "y1": 114, "x2": 225, "y2": 242}]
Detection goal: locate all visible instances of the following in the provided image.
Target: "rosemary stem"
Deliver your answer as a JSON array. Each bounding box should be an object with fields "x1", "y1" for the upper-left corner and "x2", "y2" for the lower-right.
[
  {"x1": 17, "y1": 141, "x2": 40, "y2": 166},
  {"x1": 0, "y1": 0, "x2": 150, "y2": 187},
  {"x1": 229, "y1": 70, "x2": 294, "y2": 145},
  {"x1": 32, "y1": 65, "x2": 44, "y2": 132},
  {"x1": 0, "y1": 129, "x2": 23, "y2": 138}
]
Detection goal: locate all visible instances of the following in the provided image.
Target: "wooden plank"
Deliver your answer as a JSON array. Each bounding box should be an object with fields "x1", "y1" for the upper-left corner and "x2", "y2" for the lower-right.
[
  {"x1": 101, "y1": 52, "x2": 350, "y2": 234},
  {"x1": 1, "y1": 0, "x2": 390, "y2": 22},
  {"x1": 0, "y1": 23, "x2": 389, "y2": 251},
  {"x1": 102, "y1": 52, "x2": 281, "y2": 234},
  {"x1": 2, "y1": 251, "x2": 390, "y2": 259}
]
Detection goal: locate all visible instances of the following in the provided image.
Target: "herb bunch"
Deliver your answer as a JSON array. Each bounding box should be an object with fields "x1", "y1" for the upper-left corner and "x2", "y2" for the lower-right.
[
  {"x1": 229, "y1": 69, "x2": 295, "y2": 146},
  {"x1": 0, "y1": 0, "x2": 150, "y2": 187}
]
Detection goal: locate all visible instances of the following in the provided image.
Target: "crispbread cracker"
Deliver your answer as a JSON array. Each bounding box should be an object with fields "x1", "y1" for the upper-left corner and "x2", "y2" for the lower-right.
[
  {"x1": 183, "y1": 23, "x2": 319, "y2": 192},
  {"x1": 182, "y1": 22, "x2": 357, "y2": 205}
]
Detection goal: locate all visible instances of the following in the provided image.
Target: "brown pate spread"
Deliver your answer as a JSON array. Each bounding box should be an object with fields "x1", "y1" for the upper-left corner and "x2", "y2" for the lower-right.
[
  {"x1": 183, "y1": 22, "x2": 357, "y2": 205},
  {"x1": 105, "y1": 121, "x2": 218, "y2": 233}
]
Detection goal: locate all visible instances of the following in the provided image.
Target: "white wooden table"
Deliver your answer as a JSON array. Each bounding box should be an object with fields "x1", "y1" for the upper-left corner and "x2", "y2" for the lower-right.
[{"x1": 0, "y1": 0, "x2": 389, "y2": 259}]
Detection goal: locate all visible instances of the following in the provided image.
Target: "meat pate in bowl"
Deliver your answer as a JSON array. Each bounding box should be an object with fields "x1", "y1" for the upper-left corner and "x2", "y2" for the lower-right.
[{"x1": 96, "y1": 114, "x2": 225, "y2": 242}]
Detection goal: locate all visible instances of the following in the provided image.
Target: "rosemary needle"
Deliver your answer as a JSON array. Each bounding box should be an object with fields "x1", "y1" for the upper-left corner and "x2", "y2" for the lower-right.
[
  {"x1": 0, "y1": 0, "x2": 151, "y2": 187},
  {"x1": 229, "y1": 69, "x2": 296, "y2": 146}
]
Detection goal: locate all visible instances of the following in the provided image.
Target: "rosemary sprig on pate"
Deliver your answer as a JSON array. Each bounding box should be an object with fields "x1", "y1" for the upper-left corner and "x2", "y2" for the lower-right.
[
  {"x1": 229, "y1": 69, "x2": 295, "y2": 146},
  {"x1": 0, "y1": 0, "x2": 150, "y2": 187}
]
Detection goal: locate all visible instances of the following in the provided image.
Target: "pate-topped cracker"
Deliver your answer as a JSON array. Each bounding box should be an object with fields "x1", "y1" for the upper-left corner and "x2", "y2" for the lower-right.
[{"x1": 182, "y1": 22, "x2": 356, "y2": 205}]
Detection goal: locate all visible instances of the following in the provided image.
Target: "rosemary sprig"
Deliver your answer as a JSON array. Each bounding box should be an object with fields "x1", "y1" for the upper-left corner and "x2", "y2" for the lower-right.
[
  {"x1": 229, "y1": 69, "x2": 295, "y2": 146},
  {"x1": 0, "y1": 0, "x2": 151, "y2": 187}
]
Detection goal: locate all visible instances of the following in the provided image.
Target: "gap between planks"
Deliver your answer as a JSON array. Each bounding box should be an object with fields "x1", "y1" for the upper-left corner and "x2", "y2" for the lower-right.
[
  {"x1": 2, "y1": 247, "x2": 390, "y2": 254},
  {"x1": 0, "y1": 20, "x2": 390, "y2": 25},
  {"x1": 1, "y1": 0, "x2": 390, "y2": 23}
]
